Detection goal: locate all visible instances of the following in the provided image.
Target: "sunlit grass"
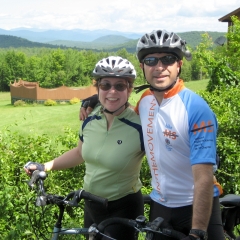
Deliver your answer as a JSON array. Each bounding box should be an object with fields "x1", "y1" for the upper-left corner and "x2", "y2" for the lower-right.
[{"x1": 0, "y1": 79, "x2": 208, "y2": 139}]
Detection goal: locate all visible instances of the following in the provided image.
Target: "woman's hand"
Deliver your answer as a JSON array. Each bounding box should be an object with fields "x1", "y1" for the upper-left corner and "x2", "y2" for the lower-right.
[{"x1": 24, "y1": 161, "x2": 45, "y2": 176}]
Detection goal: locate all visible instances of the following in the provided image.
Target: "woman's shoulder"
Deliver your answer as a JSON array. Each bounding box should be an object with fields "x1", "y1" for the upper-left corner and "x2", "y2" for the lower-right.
[{"x1": 120, "y1": 107, "x2": 141, "y2": 123}]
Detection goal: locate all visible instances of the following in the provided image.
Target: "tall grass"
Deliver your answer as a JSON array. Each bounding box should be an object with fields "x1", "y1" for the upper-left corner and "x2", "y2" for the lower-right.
[{"x1": 0, "y1": 79, "x2": 209, "y2": 138}]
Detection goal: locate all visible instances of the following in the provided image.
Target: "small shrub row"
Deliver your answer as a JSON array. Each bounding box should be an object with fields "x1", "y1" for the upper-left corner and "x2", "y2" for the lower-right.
[{"x1": 13, "y1": 98, "x2": 80, "y2": 107}]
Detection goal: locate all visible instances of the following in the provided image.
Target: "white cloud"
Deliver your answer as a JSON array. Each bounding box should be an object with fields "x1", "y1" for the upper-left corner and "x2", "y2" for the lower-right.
[{"x1": 0, "y1": 0, "x2": 239, "y2": 32}]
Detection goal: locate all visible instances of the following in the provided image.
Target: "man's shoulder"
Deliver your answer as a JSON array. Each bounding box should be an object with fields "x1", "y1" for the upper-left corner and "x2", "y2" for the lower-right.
[{"x1": 179, "y1": 87, "x2": 207, "y2": 104}]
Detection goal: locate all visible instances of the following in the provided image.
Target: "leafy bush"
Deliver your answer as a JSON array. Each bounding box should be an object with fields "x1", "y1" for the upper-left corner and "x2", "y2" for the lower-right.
[
  {"x1": 198, "y1": 87, "x2": 240, "y2": 194},
  {"x1": 44, "y1": 99, "x2": 57, "y2": 106},
  {"x1": 59, "y1": 101, "x2": 67, "y2": 105},
  {"x1": 14, "y1": 100, "x2": 26, "y2": 107},
  {"x1": 206, "y1": 58, "x2": 239, "y2": 92},
  {"x1": 0, "y1": 126, "x2": 152, "y2": 239},
  {"x1": 0, "y1": 128, "x2": 82, "y2": 239},
  {"x1": 69, "y1": 97, "x2": 80, "y2": 105}
]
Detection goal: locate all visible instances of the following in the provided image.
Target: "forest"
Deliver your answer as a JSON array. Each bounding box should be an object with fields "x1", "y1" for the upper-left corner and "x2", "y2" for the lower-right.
[
  {"x1": 0, "y1": 30, "x2": 227, "y2": 92},
  {"x1": 0, "y1": 37, "x2": 227, "y2": 92}
]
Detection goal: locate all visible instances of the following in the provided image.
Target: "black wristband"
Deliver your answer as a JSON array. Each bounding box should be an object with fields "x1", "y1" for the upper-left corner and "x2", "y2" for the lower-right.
[{"x1": 190, "y1": 229, "x2": 208, "y2": 240}]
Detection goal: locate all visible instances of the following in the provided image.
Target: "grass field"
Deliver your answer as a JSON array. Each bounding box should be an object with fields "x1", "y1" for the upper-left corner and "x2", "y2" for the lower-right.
[{"x1": 0, "y1": 79, "x2": 208, "y2": 138}]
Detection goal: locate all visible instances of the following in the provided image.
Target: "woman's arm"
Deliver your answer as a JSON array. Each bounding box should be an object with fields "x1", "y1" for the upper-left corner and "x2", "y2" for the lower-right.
[{"x1": 24, "y1": 140, "x2": 84, "y2": 175}]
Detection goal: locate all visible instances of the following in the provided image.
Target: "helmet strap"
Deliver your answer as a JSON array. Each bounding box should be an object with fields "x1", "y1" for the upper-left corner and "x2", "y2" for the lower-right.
[
  {"x1": 135, "y1": 67, "x2": 179, "y2": 93},
  {"x1": 102, "y1": 102, "x2": 128, "y2": 115}
]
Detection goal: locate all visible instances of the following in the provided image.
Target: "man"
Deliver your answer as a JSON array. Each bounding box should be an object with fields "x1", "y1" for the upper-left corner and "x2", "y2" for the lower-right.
[{"x1": 80, "y1": 29, "x2": 224, "y2": 240}]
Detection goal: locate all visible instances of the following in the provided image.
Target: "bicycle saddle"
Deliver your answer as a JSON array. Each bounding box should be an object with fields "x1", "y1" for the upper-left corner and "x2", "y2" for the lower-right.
[{"x1": 220, "y1": 194, "x2": 240, "y2": 206}]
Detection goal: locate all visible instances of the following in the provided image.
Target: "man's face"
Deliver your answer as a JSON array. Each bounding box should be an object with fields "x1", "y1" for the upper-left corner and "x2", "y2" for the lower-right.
[{"x1": 140, "y1": 53, "x2": 183, "y2": 91}]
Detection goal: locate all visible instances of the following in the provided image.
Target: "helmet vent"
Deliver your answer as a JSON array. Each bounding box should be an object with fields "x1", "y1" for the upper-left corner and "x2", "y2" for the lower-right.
[
  {"x1": 163, "y1": 33, "x2": 169, "y2": 43},
  {"x1": 117, "y1": 59, "x2": 123, "y2": 65},
  {"x1": 150, "y1": 34, "x2": 156, "y2": 44},
  {"x1": 157, "y1": 30, "x2": 162, "y2": 39},
  {"x1": 111, "y1": 60, "x2": 116, "y2": 68}
]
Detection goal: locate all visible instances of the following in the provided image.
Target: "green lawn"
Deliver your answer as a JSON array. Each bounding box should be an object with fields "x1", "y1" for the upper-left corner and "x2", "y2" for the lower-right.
[
  {"x1": 0, "y1": 92, "x2": 82, "y2": 138},
  {"x1": 0, "y1": 79, "x2": 209, "y2": 138},
  {"x1": 184, "y1": 79, "x2": 208, "y2": 92}
]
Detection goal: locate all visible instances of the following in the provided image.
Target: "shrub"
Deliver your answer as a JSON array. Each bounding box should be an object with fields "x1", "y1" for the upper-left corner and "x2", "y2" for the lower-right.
[
  {"x1": 198, "y1": 87, "x2": 240, "y2": 194},
  {"x1": 14, "y1": 100, "x2": 26, "y2": 107},
  {"x1": 0, "y1": 126, "x2": 152, "y2": 239},
  {"x1": 0, "y1": 128, "x2": 82, "y2": 239},
  {"x1": 44, "y1": 99, "x2": 57, "y2": 106},
  {"x1": 59, "y1": 101, "x2": 67, "y2": 105},
  {"x1": 69, "y1": 97, "x2": 80, "y2": 105}
]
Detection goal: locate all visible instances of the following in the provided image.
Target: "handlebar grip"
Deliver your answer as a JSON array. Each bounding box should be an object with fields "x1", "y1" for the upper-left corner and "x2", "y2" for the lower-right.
[
  {"x1": 97, "y1": 217, "x2": 137, "y2": 233},
  {"x1": 27, "y1": 170, "x2": 40, "y2": 187},
  {"x1": 149, "y1": 217, "x2": 164, "y2": 230},
  {"x1": 68, "y1": 189, "x2": 108, "y2": 207},
  {"x1": 81, "y1": 190, "x2": 108, "y2": 207},
  {"x1": 162, "y1": 228, "x2": 186, "y2": 239},
  {"x1": 27, "y1": 170, "x2": 47, "y2": 188}
]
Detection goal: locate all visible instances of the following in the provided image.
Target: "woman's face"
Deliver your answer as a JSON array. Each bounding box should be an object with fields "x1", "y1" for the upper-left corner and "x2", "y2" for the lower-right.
[{"x1": 98, "y1": 77, "x2": 131, "y2": 115}]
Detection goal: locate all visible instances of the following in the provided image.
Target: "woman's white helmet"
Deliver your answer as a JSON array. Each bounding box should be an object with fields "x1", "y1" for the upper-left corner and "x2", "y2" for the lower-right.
[
  {"x1": 92, "y1": 56, "x2": 136, "y2": 80},
  {"x1": 136, "y1": 29, "x2": 192, "y2": 62}
]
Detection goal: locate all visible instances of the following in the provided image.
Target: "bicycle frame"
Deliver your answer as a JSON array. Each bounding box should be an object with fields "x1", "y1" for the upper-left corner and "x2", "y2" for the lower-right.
[
  {"x1": 51, "y1": 227, "x2": 90, "y2": 239},
  {"x1": 49, "y1": 203, "x2": 89, "y2": 239}
]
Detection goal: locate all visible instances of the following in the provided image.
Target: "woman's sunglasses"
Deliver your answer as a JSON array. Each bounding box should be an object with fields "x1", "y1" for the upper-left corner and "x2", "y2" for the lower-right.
[
  {"x1": 143, "y1": 55, "x2": 178, "y2": 66},
  {"x1": 98, "y1": 82, "x2": 128, "y2": 92}
]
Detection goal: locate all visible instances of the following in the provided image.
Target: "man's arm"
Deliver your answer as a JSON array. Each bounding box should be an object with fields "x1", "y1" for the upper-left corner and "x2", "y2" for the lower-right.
[
  {"x1": 79, "y1": 94, "x2": 98, "y2": 121},
  {"x1": 191, "y1": 164, "x2": 213, "y2": 231}
]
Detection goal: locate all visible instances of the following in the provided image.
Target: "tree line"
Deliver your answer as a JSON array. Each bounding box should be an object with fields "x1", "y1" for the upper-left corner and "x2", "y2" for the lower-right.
[
  {"x1": 0, "y1": 19, "x2": 239, "y2": 92},
  {"x1": 0, "y1": 46, "x2": 211, "y2": 92}
]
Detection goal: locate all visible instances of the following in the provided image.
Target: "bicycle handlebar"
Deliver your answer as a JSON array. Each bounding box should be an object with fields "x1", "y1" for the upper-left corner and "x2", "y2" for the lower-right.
[
  {"x1": 27, "y1": 170, "x2": 47, "y2": 187},
  {"x1": 69, "y1": 189, "x2": 108, "y2": 207},
  {"x1": 26, "y1": 170, "x2": 108, "y2": 208},
  {"x1": 93, "y1": 216, "x2": 186, "y2": 239}
]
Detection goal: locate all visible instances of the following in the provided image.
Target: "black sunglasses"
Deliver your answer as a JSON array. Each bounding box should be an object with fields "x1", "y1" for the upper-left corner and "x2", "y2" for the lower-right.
[
  {"x1": 143, "y1": 55, "x2": 178, "y2": 66},
  {"x1": 98, "y1": 82, "x2": 128, "y2": 92}
]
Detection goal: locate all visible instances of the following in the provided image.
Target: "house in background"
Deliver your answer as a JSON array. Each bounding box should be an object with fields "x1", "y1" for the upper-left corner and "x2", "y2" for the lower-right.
[
  {"x1": 10, "y1": 79, "x2": 97, "y2": 104},
  {"x1": 219, "y1": 7, "x2": 240, "y2": 30},
  {"x1": 216, "y1": 7, "x2": 240, "y2": 46}
]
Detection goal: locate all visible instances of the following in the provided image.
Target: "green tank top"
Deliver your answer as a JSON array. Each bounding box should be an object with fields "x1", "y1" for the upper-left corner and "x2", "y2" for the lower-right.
[{"x1": 80, "y1": 106, "x2": 145, "y2": 201}]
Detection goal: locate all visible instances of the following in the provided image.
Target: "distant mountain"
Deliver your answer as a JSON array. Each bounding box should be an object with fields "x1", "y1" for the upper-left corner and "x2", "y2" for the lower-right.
[
  {"x1": 0, "y1": 30, "x2": 226, "y2": 53},
  {"x1": 0, "y1": 35, "x2": 97, "y2": 51},
  {"x1": 0, "y1": 28, "x2": 143, "y2": 43},
  {"x1": 48, "y1": 35, "x2": 132, "y2": 49},
  {"x1": 0, "y1": 35, "x2": 62, "y2": 49},
  {"x1": 177, "y1": 31, "x2": 227, "y2": 48}
]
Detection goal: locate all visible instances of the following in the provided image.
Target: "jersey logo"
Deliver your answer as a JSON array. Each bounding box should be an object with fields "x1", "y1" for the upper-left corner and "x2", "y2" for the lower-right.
[
  {"x1": 163, "y1": 129, "x2": 178, "y2": 140},
  {"x1": 165, "y1": 138, "x2": 173, "y2": 151},
  {"x1": 117, "y1": 140, "x2": 122, "y2": 144},
  {"x1": 191, "y1": 121, "x2": 214, "y2": 134}
]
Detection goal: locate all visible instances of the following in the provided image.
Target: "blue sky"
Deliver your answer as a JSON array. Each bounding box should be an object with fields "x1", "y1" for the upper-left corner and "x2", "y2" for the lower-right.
[{"x1": 0, "y1": 0, "x2": 239, "y2": 33}]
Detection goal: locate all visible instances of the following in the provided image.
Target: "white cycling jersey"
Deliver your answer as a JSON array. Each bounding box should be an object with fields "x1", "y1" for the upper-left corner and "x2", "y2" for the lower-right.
[{"x1": 135, "y1": 79, "x2": 222, "y2": 207}]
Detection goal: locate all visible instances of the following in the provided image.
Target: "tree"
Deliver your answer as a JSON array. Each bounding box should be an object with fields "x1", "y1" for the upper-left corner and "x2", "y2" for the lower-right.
[
  {"x1": 194, "y1": 32, "x2": 239, "y2": 92},
  {"x1": 225, "y1": 16, "x2": 240, "y2": 73},
  {"x1": 4, "y1": 50, "x2": 27, "y2": 82}
]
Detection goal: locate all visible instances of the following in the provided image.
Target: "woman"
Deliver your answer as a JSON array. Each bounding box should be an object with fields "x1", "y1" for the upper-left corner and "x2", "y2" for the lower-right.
[{"x1": 24, "y1": 56, "x2": 145, "y2": 239}]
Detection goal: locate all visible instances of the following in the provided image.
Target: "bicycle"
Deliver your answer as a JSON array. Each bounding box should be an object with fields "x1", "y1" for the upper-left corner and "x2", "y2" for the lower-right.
[
  {"x1": 25, "y1": 170, "x2": 186, "y2": 239},
  {"x1": 25, "y1": 170, "x2": 108, "y2": 239},
  {"x1": 220, "y1": 194, "x2": 240, "y2": 240}
]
